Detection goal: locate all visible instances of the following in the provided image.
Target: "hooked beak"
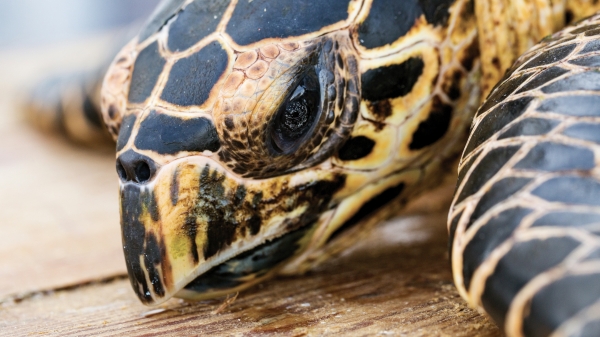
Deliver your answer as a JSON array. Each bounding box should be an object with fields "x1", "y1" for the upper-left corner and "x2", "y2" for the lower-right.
[{"x1": 119, "y1": 156, "x2": 345, "y2": 305}]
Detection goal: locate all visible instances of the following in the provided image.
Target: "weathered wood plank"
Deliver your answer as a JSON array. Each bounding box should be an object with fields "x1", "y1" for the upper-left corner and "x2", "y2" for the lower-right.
[
  {"x1": 0, "y1": 213, "x2": 501, "y2": 337},
  {"x1": 0, "y1": 38, "x2": 127, "y2": 299}
]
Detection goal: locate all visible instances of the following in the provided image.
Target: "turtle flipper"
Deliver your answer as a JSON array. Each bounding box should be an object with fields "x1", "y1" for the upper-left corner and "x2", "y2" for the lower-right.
[
  {"x1": 451, "y1": 14, "x2": 600, "y2": 336},
  {"x1": 25, "y1": 68, "x2": 113, "y2": 148}
]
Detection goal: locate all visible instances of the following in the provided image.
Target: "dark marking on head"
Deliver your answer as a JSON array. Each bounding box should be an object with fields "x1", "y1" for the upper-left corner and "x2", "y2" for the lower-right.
[
  {"x1": 542, "y1": 71, "x2": 600, "y2": 93},
  {"x1": 199, "y1": 166, "x2": 237, "y2": 259},
  {"x1": 465, "y1": 97, "x2": 533, "y2": 155},
  {"x1": 409, "y1": 96, "x2": 452, "y2": 150},
  {"x1": 161, "y1": 41, "x2": 229, "y2": 107},
  {"x1": 514, "y1": 142, "x2": 595, "y2": 172},
  {"x1": 170, "y1": 167, "x2": 180, "y2": 206},
  {"x1": 522, "y1": 44, "x2": 576, "y2": 70},
  {"x1": 167, "y1": 0, "x2": 231, "y2": 52},
  {"x1": 563, "y1": 123, "x2": 600, "y2": 144},
  {"x1": 251, "y1": 192, "x2": 263, "y2": 209},
  {"x1": 367, "y1": 100, "x2": 392, "y2": 120},
  {"x1": 134, "y1": 110, "x2": 220, "y2": 154},
  {"x1": 456, "y1": 145, "x2": 521, "y2": 204},
  {"x1": 139, "y1": 0, "x2": 187, "y2": 42},
  {"x1": 183, "y1": 217, "x2": 200, "y2": 264},
  {"x1": 145, "y1": 189, "x2": 160, "y2": 222},
  {"x1": 128, "y1": 42, "x2": 166, "y2": 104},
  {"x1": 359, "y1": 0, "x2": 447, "y2": 49},
  {"x1": 225, "y1": 0, "x2": 351, "y2": 46},
  {"x1": 532, "y1": 176, "x2": 600, "y2": 206},
  {"x1": 461, "y1": 38, "x2": 479, "y2": 72},
  {"x1": 444, "y1": 70, "x2": 462, "y2": 100},
  {"x1": 121, "y1": 184, "x2": 167, "y2": 303},
  {"x1": 537, "y1": 95, "x2": 600, "y2": 117},
  {"x1": 144, "y1": 233, "x2": 166, "y2": 297},
  {"x1": 116, "y1": 114, "x2": 137, "y2": 152},
  {"x1": 184, "y1": 225, "x2": 311, "y2": 293},
  {"x1": 337, "y1": 136, "x2": 376, "y2": 161},
  {"x1": 328, "y1": 182, "x2": 405, "y2": 243},
  {"x1": 481, "y1": 237, "x2": 580, "y2": 328},
  {"x1": 224, "y1": 116, "x2": 235, "y2": 131},
  {"x1": 361, "y1": 57, "x2": 425, "y2": 101},
  {"x1": 491, "y1": 57, "x2": 501, "y2": 70},
  {"x1": 193, "y1": 165, "x2": 346, "y2": 259},
  {"x1": 462, "y1": 207, "x2": 533, "y2": 291},
  {"x1": 498, "y1": 118, "x2": 559, "y2": 140},
  {"x1": 418, "y1": 0, "x2": 454, "y2": 26}
]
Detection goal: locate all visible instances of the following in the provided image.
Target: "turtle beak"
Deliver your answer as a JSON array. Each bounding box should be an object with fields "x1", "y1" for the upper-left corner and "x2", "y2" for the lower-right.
[
  {"x1": 119, "y1": 156, "x2": 345, "y2": 305},
  {"x1": 119, "y1": 160, "x2": 192, "y2": 305}
]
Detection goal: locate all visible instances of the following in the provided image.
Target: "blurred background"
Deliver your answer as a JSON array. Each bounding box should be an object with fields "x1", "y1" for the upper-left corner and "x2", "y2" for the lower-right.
[
  {"x1": 0, "y1": 0, "x2": 159, "y2": 301},
  {"x1": 0, "y1": 0, "x2": 159, "y2": 49}
]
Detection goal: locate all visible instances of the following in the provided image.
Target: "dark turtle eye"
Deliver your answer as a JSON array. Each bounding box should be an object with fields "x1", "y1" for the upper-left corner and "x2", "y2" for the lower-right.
[{"x1": 270, "y1": 69, "x2": 321, "y2": 155}]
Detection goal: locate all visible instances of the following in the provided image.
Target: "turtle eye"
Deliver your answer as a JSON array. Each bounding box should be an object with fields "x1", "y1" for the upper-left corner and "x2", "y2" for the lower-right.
[{"x1": 270, "y1": 69, "x2": 321, "y2": 155}]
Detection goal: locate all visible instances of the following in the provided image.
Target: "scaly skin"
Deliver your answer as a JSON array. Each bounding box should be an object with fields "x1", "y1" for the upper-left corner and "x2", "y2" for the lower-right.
[{"x1": 451, "y1": 15, "x2": 600, "y2": 337}]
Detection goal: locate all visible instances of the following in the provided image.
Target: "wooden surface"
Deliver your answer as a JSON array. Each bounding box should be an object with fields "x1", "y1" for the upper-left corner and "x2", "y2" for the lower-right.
[
  {"x1": 0, "y1": 37, "x2": 502, "y2": 336},
  {"x1": 0, "y1": 35, "x2": 125, "y2": 300}
]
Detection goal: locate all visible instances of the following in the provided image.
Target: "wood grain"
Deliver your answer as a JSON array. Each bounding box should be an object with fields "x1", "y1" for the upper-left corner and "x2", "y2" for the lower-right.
[
  {"x1": 0, "y1": 36, "x2": 127, "y2": 299},
  {"x1": 1, "y1": 214, "x2": 501, "y2": 337}
]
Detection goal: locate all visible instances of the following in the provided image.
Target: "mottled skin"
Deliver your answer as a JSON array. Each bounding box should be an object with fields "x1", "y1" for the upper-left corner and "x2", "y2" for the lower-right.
[{"x1": 23, "y1": 0, "x2": 600, "y2": 336}]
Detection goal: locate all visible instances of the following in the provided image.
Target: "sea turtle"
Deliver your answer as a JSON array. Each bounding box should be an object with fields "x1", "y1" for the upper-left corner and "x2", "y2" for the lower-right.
[{"x1": 25, "y1": 0, "x2": 600, "y2": 336}]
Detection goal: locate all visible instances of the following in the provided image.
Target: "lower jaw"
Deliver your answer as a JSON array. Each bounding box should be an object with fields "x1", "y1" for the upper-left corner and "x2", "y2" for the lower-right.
[{"x1": 175, "y1": 223, "x2": 316, "y2": 300}]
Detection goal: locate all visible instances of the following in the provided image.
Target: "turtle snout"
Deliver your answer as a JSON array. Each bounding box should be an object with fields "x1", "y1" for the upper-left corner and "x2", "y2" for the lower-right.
[{"x1": 116, "y1": 150, "x2": 157, "y2": 184}]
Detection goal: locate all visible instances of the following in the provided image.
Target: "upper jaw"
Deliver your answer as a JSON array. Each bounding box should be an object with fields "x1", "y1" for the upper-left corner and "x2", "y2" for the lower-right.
[{"x1": 119, "y1": 155, "x2": 345, "y2": 305}]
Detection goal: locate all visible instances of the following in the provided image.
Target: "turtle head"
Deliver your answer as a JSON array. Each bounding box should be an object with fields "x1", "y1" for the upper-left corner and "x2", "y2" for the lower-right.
[{"x1": 99, "y1": 13, "x2": 368, "y2": 305}]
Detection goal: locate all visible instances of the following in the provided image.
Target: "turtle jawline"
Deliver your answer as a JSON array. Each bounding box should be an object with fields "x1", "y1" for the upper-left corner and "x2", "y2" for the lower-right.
[{"x1": 182, "y1": 225, "x2": 312, "y2": 295}]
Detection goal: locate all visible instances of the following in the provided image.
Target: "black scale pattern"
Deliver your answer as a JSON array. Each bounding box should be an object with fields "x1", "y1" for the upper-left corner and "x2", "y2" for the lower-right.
[{"x1": 450, "y1": 15, "x2": 600, "y2": 336}]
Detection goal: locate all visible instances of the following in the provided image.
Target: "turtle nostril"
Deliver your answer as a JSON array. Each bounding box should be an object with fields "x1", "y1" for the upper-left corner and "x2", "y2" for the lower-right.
[
  {"x1": 135, "y1": 162, "x2": 151, "y2": 183},
  {"x1": 116, "y1": 160, "x2": 128, "y2": 181},
  {"x1": 116, "y1": 150, "x2": 157, "y2": 184}
]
